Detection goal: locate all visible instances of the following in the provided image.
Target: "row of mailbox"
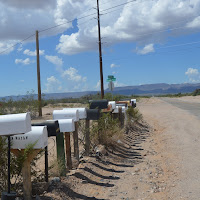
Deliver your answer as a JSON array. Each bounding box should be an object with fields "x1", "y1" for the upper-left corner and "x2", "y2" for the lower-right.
[{"x1": 0, "y1": 99, "x2": 136, "y2": 150}]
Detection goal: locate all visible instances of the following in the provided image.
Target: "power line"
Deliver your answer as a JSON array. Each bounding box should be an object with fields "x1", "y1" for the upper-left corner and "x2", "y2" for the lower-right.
[
  {"x1": 100, "y1": 0, "x2": 127, "y2": 6},
  {"x1": 156, "y1": 40, "x2": 200, "y2": 50},
  {"x1": 39, "y1": 0, "x2": 141, "y2": 33},
  {"x1": 0, "y1": 0, "x2": 139, "y2": 55},
  {"x1": 101, "y1": 0, "x2": 136, "y2": 12},
  {"x1": 39, "y1": 12, "x2": 97, "y2": 33},
  {"x1": 0, "y1": 0, "x2": 199, "y2": 55},
  {"x1": 0, "y1": 33, "x2": 35, "y2": 55},
  {"x1": 103, "y1": 42, "x2": 200, "y2": 62}
]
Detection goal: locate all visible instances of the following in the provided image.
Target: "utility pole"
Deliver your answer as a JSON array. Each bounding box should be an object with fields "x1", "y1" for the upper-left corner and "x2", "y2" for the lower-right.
[
  {"x1": 97, "y1": 0, "x2": 104, "y2": 99},
  {"x1": 36, "y1": 30, "x2": 42, "y2": 117}
]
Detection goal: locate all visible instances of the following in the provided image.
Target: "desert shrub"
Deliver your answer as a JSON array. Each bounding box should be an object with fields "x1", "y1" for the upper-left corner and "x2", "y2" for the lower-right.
[
  {"x1": 126, "y1": 107, "x2": 143, "y2": 123},
  {"x1": 90, "y1": 113, "x2": 121, "y2": 147},
  {"x1": 0, "y1": 136, "x2": 8, "y2": 193},
  {"x1": 0, "y1": 90, "x2": 38, "y2": 119},
  {"x1": 193, "y1": 89, "x2": 200, "y2": 96},
  {"x1": 0, "y1": 137, "x2": 45, "y2": 195}
]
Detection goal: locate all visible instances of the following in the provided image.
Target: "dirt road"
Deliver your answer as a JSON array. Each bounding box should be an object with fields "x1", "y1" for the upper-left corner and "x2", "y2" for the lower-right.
[{"x1": 139, "y1": 97, "x2": 200, "y2": 200}]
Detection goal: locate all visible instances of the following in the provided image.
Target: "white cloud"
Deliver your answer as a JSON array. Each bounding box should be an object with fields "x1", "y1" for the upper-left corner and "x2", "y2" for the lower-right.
[
  {"x1": 17, "y1": 44, "x2": 23, "y2": 52},
  {"x1": 0, "y1": 0, "x2": 56, "y2": 9},
  {"x1": 185, "y1": 68, "x2": 200, "y2": 83},
  {"x1": 185, "y1": 68, "x2": 199, "y2": 76},
  {"x1": 110, "y1": 63, "x2": 120, "y2": 68},
  {"x1": 45, "y1": 76, "x2": 62, "y2": 93},
  {"x1": 15, "y1": 58, "x2": 32, "y2": 65},
  {"x1": 24, "y1": 49, "x2": 45, "y2": 56},
  {"x1": 45, "y1": 55, "x2": 63, "y2": 66},
  {"x1": 62, "y1": 67, "x2": 87, "y2": 82},
  {"x1": 136, "y1": 44, "x2": 155, "y2": 55},
  {"x1": 0, "y1": 42, "x2": 16, "y2": 54},
  {"x1": 1, "y1": 0, "x2": 200, "y2": 55},
  {"x1": 95, "y1": 80, "x2": 108, "y2": 90},
  {"x1": 56, "y1": 0, "x2": 200, "y2": 55},
  {"x1": 186, "y1": 16, "x2": 200, "y2": 28}
]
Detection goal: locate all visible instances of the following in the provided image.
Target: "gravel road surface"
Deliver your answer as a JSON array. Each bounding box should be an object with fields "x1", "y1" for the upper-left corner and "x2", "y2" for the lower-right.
[
  {"x1": 161, "y1": 97, "x2": 200, "y2": 119},
  {"x1": 139, "y1": 97, "x2": 200, "y2": 200}
]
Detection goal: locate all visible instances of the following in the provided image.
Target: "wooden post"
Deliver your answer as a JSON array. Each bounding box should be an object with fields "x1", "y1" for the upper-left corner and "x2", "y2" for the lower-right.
[
  {"x1": 118, "y1": 107, "x2": 123, "y2": 129},
  {"x1": 85, "y1": 120, "x2": 90, "y2": 156},
  {"x1": 36, "y1": 30, "x2": 42, "y2": 117},
  {"x1": 64, "y1": 132, "x2": 72, "y2": 170},
  {"x1": 56, "y1": 132, "x2": 66, "y2": 176},
  {"x1": 11, "y1": 149, "x2": 40, "y2": 200},
  {"x1": 73, "y1": 122, "x2": 79, "y2": 161},
  {"x1": 45, "y1": 146, "x2": 48, "y2": 182},
  {"x1": 97, "y1": 0, "x2": 104, "y2": 99}
]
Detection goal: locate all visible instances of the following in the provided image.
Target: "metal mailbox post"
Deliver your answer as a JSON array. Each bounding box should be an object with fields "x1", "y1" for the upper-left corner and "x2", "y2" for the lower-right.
[
  {"x1": 0, "y1": 113, "x2": 31, "y2": 200},
  {"x1": 85, "y1": 109, "x2": 101, "y2": 155},
  {"x1": 63, "y1": 108, "x2": 89, "y2": 156},
  {"x1": 32, "y1": 120, "x2": 60, "y2": 182},
  {"x1": 53, "y1": 110, "x2": 80, "y2": 162},
  {"x1": 55, "y1": 119, "x2": 75, "y2": 170}
]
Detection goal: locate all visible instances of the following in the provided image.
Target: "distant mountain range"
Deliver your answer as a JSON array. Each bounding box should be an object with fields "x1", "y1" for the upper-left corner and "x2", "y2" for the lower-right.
[
  {"x1": 1, "y1": 83, "x2": 200, "y2": 100},
  {"x1": 110, "y1": 83, "x2": 200, "y2": 96}
]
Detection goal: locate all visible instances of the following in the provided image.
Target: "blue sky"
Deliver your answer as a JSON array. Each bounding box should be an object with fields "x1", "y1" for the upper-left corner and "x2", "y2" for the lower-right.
[{"x1": 1, "y1": 0, "x2": 200, "y2": 97}]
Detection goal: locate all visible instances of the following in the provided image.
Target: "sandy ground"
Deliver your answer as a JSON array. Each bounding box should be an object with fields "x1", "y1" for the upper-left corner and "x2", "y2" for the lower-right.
[{"x1": 9, "y1": 97, "x2": 200, "y2": 199}]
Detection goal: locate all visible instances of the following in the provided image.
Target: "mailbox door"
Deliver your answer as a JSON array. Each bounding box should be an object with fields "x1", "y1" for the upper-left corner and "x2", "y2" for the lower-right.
[
  {"x1": 58, "y1": 119, "x2": 75, "y2": 132},
  {"x1": 86, "y1": 109, "x2": 100, "y2": 120}
]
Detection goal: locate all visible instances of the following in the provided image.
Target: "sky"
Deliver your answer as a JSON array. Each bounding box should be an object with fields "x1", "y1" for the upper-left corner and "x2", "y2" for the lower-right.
[{"x1": 1, "y1": 0, "x2": 200, "y2": 97}]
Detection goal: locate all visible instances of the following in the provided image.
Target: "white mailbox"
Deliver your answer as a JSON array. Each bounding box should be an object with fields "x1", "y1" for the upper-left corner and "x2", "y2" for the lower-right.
[
  {"x1": 108, "y1": 101, "x2": 116, "y2": 110},
  {"x1": 0, "y1": 113, "x2": 31, "y2": 136},
  {"x1": 63, "y1": 108, "x2": 87, "y2": 119},
  {"x1": 121, "y1": 106, "x2": 127, "y2": 113},
  {"x1": 11, "y1": 126, "x2": 48, "y2": 149},
  {"x1": 53, "y1": 110, "x2": 79, "y2": 122},
  {"x1": 112, "y1": 106, "x2": 127, "y2": 114},
  {"x1": 131, "y1": 99, "x2": 136, "y2": 104},
  {"x1": 112, "y1": 106, "x2": 119, "y2": 114},
  {"x1": 57, "y1": 119, "x2": 75, "y2": 132}
]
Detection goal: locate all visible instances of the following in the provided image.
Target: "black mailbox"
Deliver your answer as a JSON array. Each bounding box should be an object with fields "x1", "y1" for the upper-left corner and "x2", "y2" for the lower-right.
[
  {"x1": 86, "y1": 109, "x2": 101, "y2": 120},
  {"x1": 89, "y1": 100, "x2": 108, "y2": 109},
  {"x1": 32, "y1": 120, "x2": 60, "y2": 137}
]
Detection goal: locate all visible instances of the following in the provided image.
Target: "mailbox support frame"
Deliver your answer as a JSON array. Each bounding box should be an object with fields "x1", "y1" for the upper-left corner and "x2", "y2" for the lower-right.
[
  {"x1": 64, "y1": 132, "x2": 72, "y2": 170},
  {"x1": 8, "y1": 136, "x2": 11, "y2": 194},
  {"x1": 11, "y1": 149, "x2": 40, "y2": 200},
  {"x1": 85, "y1": 120, "x2": 90, "y2": 156},
  {"x1": 45, "y1": 146, "x2": 48, "y2": 182},
  {"x1": 118, "y1": 107, "x2": 123, "y2": 129},
  {"x1": 56, "y1": 132, "x2": 66, "y2": 176},
  {"x1": 73, "y1": 122, "x2": 79, "y2": 161}
]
